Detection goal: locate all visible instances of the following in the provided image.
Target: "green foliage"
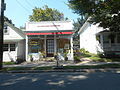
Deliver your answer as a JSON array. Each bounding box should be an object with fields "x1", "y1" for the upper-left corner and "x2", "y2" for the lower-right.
[
  {"x1": 74, "y1": 56, "x2": 80, "y2": 60},
  {"x1": 29, "y1": 5, "x2": 65, "y2": 22},
  {"x1": 74, "y1": 48, "x2": 91, "y2": 63},
  {"x1": 74, "y1": 48, "x2": 114, "y2": 62},
  {"x1": 73, "y1": 17, "x2": 87, "y2": 31},
  {"x1": 3, "y1": 62, "x2": 15, "y2": 65},
  {"x1": 68, "y1": 0, "x2": 120, "y2": 32},
  {"x1": 79, "y1": 48, "x2": 89, "y2": 54}
]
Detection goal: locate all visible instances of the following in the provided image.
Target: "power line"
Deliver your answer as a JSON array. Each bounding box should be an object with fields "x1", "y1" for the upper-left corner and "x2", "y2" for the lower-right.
[
  {"x1": 25, "y1": 0, "x2": 33, "y2": 8},
  {"x1": 16, "y1": 0, "x2": 31, "y2": 13},
  {"x1": 32, "y1": 0, "x2": 42, "y2": 7}
]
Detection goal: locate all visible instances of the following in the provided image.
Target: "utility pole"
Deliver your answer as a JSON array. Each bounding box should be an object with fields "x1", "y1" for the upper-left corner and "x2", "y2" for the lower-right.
[{"x1": 0, "y1": 0, "x2": 5, "y2": 69}]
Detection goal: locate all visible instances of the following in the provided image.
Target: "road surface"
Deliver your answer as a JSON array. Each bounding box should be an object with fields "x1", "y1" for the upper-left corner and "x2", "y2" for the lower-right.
[{"x1": 0, "y1": 71, "x2": 120, "y2": 90}]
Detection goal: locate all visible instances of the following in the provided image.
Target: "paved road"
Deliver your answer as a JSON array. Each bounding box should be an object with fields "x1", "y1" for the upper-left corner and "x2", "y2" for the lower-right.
[{"x1": 0, "y1": 71, "x2": 120, "y2": 90}]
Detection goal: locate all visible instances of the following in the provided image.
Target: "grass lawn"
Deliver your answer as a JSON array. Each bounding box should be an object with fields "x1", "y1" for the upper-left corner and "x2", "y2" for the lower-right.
[
  {"x1": 3, "y1": 62, "x2": 16, "y2": 65},
  {"x1": 74, "y1": 52, "x2": 120, "y2": 63},
  {"x1": 1, "y1": 63, "x2": 120, "y2": 71}
]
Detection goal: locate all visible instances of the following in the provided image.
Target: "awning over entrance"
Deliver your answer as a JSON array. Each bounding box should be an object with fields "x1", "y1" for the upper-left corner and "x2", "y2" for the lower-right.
[{"x1": 25, "y1": 32, "x2": 73, "y2": 35}]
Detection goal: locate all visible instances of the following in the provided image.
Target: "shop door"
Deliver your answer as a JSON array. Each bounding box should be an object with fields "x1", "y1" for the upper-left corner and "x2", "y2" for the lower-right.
[{"x1": 46, "y1": 39, "x2": 54, "y2": 57}]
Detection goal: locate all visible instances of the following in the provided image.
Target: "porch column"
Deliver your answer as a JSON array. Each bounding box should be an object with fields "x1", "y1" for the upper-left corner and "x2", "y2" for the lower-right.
[
  {"x1": 26, "y1": 35, "x2": 29, "y2": 61},
  {"x1": 70, "y1": 36, "x2": 74, "y2": 60},
  {"x1": 54, "y1": 35, "x2": 57, "y2": 55},
  {"x1": 44, "y1": 35, "x2": 46, "y2": 57}
]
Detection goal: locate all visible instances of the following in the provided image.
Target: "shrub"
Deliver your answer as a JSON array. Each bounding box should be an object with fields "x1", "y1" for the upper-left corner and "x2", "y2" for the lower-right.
[
  {"x1": 79, "y1": 48, "x2": 89, "y2": 54},
  {"x1": 16, "y1": 58, "x2": 24, "y2": 64},
  {"x1": 74, "y1": 56, "x2": 81, "y2": 63}
]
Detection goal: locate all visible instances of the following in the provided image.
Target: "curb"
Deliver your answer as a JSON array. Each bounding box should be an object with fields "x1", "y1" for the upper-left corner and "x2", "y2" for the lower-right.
[{"x1": 0, "y1": 68, "x2": 120, "y2": 73}]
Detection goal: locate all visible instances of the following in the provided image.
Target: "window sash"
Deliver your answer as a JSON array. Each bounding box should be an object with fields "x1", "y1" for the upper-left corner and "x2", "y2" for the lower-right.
[{"x1": 3, "y1": 43, "x2": 16, "y2": 51}]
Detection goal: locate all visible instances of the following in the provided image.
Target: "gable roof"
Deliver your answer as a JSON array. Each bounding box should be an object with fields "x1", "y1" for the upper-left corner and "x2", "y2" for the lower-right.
[
  {"x1": 78, "y1": 18, "x2": 91, "y2": 35},
  {"x1": 5, "y1": 22, "x2": 25, "y2": 39}
]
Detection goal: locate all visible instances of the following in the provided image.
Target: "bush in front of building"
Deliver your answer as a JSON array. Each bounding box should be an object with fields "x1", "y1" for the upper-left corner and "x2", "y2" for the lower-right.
[
  {"x1": 79, "y1": 48, "x2": 89, "y2": 54},
  {"x1": 15, "y1": 58, "x2": 25, "y2": 64},
  {"x1": 74, "y1": 48, "x2": 92, "y2": 63},
  {"x1": 74, "y1": 56, "x2": 81, "y2": 63}
]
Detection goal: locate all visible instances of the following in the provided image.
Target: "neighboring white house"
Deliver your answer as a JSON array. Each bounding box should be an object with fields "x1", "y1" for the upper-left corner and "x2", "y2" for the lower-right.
[
  {"x1": 3, "y1": 22, "x2": 25, "y2": 62},
  {"x1": 78, "y1": 19, "x2": 120, "y2": 57},
  {"x1": 78, "y1": 20, "x2": 103, "y2": 54},
  {"x1": 24, "y1": 21, "x2": 74, "y2": 61}
]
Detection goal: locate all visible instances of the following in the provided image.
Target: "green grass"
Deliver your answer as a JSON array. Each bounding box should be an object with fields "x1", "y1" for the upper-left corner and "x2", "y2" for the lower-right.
[
  {"x1": 2, "y1": 67, "x2": 31, "y2": 71},
  {"x1": 74, "y1": 52, "x2": 115, "y2": 62},
  {"x1": 64, "y1": 64, "x2": 120, "y2": 69},
  {"x1": 3, "y1": 62, "x2": 16, "y2": 65},
  {"x1": 33, "y1": 66, "x2": 53, "y2": 70},
  {"x1": 1, "y1": 64, "x2": 120, "y2": 71}
]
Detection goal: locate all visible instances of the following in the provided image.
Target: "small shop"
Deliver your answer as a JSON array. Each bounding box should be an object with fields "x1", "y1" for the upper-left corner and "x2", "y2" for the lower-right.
[{"x1": 25, "y1": 21, "x2": 74, "y2": 61}]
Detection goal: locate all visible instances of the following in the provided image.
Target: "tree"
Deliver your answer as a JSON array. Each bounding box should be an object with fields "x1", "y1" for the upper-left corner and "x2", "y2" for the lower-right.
[
  {"x1": 73, "y1": 16, "x2": 87, "y2": 31},
  {"x1": 68, "y1": 0, "x2": 120, "y2": 32},
  {"x1": 29, "y1": 5, "x2": 65, "y2": 21}
]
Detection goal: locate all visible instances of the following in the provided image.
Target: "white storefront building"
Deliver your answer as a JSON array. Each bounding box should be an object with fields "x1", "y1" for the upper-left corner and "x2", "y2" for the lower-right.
[{"x1": 25, "y1": 21, "x2": 74, "y2": 61}]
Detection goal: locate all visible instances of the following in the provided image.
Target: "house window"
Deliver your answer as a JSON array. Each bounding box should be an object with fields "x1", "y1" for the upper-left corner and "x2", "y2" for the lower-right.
[
  {"x1": 10, "y1": 44, "x2": 16, "y2": 51},
  {"x1": 103, "y1": 34, "x2": 109, "y2": 43},
  {"x1": 4, "y1": 24, "x2": 9, "y2": 35},
  {"x1": 3, "y1": 43, "x2": 16, "y2": 51},
  {"x1": 3, "y1": 44, "x2": 9, "y2": 51}
]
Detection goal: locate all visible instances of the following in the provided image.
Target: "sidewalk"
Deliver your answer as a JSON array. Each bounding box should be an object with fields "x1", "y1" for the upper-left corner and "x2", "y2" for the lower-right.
[{"x1": 1, "y1": 60, "x2": 120, "y2": 73}]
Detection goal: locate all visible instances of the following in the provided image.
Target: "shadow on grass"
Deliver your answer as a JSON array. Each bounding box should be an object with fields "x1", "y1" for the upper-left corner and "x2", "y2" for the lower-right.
[{"x1": 1, "y1": 63, "x2": 120, "y2": 71}]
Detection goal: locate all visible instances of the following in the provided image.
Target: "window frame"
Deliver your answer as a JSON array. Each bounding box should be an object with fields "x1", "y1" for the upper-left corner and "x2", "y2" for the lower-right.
[{"x1": 3, "y1": 43, "x2": 16, "y2": 52}]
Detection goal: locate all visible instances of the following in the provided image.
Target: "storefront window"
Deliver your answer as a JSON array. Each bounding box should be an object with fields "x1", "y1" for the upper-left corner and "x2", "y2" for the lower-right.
[
  {"x1": 29, "y1": 40, "x2": 39, "y2": 53},
  {"x1": 57, "y1": 38, "x2": 70, "y2": 54},
  {"x1": 29, "y1": 39, "x2": 44, "y2": 53}
]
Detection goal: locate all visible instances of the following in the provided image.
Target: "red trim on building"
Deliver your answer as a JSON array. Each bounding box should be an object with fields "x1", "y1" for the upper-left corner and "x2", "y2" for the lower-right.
[{"x1": 25, "y1": 32, "x2": 73, "y2": 35}]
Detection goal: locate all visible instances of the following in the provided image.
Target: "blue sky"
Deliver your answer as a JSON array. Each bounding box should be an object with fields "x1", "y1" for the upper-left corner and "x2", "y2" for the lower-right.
[{"x1": 4, "y1": 0, "x2": 79, "y2": 27}]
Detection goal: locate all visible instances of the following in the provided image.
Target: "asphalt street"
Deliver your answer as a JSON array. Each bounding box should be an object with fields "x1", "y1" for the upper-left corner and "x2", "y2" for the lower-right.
[{"x1": 0, "y1": 71, "x2": 120, "y2": 90}]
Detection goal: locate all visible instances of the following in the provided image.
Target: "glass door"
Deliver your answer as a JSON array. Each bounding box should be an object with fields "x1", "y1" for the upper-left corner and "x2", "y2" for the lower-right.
[{"x1": 46, "y1": 39, "x2": 54, "y2": 57}]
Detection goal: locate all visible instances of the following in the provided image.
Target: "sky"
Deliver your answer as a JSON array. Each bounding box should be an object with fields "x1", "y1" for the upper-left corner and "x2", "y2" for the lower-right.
[{"x1": 4, "y1": 0, "x2": 79, "y2": 28}]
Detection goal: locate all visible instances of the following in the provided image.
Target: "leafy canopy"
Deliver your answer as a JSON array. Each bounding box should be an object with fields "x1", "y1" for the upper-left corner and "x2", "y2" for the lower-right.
[
  {"x1": 68, "y1": 0, "x2": 120, "y2": 32},
  {"x1": 29, "y1": 5, "x2": 65, "y2": 22}
]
